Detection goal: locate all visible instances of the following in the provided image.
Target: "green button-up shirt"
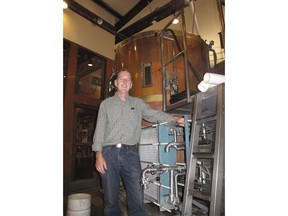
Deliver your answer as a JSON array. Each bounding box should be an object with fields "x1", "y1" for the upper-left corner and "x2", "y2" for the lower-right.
[{"x1": 92, "y1": 93, "x2": 174, "y2": 152}]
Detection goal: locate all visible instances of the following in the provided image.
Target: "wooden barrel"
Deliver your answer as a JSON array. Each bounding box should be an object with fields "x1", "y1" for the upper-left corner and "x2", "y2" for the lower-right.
[{"x1": 114, "y1": 30, "x2": 210, "y2": 113}]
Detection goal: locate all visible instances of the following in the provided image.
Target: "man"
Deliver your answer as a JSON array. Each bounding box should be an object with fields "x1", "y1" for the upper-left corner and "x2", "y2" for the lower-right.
[{"x1": 92, "y1": 68, "x2": 184, "y2": 216}]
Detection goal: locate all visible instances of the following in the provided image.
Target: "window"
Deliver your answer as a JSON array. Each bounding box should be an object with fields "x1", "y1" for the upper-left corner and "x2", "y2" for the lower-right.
[
  {"x1": 76, "y1": 47, "x2": 106, "y2": 99},
  {"x1": 141, "y1": 63, "x2": 152, "y2": 87}
]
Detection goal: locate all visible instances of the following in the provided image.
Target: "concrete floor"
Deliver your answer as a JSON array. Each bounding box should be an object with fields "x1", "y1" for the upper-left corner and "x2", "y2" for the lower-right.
[{"x1": 64, "y1": 187, "x2": 181, "y2": 216}]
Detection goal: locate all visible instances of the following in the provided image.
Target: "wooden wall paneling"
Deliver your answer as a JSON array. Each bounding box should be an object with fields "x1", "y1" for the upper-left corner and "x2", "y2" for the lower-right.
[{"x1": 64, "y1": 43, "x2": 78, "y2": 195}]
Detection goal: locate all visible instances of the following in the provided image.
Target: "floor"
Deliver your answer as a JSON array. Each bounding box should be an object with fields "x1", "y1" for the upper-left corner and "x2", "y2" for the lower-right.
[{"x1": 64, "y1": 187, "x2": 181, "y2": 216}]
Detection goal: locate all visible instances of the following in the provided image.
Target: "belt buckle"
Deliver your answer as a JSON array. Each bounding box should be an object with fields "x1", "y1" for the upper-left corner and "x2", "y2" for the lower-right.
[{"x1": 116, "y1": 143, "x2": 122, "y2": 148}]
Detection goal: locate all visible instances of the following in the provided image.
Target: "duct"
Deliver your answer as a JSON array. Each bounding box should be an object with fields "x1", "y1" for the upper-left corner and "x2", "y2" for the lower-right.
[
  {"x1": 197, "y1": 81, "x2": 216, "y2": 92},
  {"x1": 197, "y1": 73, "x2": 225, "y2": 92},
  {"x1": 203, "y1": 73, "x2": 225, "y2": 85},
  {"x1": 189, "y1": 1, "x2": 200, "y2": 35}
]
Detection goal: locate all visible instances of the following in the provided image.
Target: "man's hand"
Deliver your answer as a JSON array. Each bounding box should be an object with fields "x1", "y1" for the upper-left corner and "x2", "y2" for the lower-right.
[
  {"x1": 95, "y1": 151, "x2": 107, "y2": 174},
  {"x1": 173, "y1": 116, "x2": 185, "y2": 127}
]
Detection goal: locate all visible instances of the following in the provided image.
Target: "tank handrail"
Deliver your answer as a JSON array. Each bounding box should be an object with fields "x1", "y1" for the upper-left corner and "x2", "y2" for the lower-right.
[
  {"x1": 162, "y1": 50, "x2": 185, "y2": 68},
  {"x1": 166, "y1": 28, "x2": 202, "y2": 81}
]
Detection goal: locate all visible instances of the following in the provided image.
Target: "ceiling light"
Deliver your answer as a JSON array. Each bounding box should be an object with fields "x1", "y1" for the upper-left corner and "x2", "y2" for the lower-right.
[
  {"x1": 88, "y1": 57, "x2": 96, "y2": 67},
  {"x1": 172, "y1": 17, "x2": 179, "y2": 24},
  {"x1": 63, "y1": 1, "x2": 68, "y2": 9},
  {"x1": 88, "y1": 59, "x2": 93, "y2": 67}
]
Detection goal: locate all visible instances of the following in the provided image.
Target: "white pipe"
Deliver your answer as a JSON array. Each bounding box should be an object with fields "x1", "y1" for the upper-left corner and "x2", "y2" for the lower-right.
[
  {"x1": 190, "y1": 1, "x2": 200, "y2": 35},
  {"x1": 197, "y1": 81, "x2": 216, "y2": 92},
  {"x1": 203, "y1": 73, "x2": 225, "y2": 85}
]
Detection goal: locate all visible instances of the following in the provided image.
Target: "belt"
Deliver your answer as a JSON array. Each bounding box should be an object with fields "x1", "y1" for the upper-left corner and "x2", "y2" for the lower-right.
[{"x1": 114, "y1": 143, "x2": 137, "y2": 148}]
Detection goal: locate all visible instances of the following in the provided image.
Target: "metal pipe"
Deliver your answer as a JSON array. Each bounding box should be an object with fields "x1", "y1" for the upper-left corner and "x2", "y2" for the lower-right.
[
  {"x1": 165, "y1": 128, "x2": 185, "y2": 152},
  {"x1": 160, "y1": 34, "x2": 167, "y2": 111},
  {"x1": 202, "y1": 123, "x2": 207, "y2": 140},
  {"x1": 181, "y1": 10, "x2": 191, "y2": 102},
  {"x1": 165, "y1": 142, "x2": 185, "y2": 152},
  {"x1": 162, "y1": 50, "x2": 185, "y2": 68},
  {"x1": 150, "y1": 181, "x2": 170, "y2": 189},
  {"x1": 184, "y1": 115, "x2": 191, "y2": 163},
  {"x1": 174, "y1": 172, "x2": 186, "y2": 199},
  {"x1": 141, "y1": 164, "x2": 183, "y2": 189},
  {"x1": 163, "y1": 36, "x2": 174, "y2": 41},
  {"x1": 174, "y1": 172, "x2": 185, "y2": 209},
  {"x1": 169, "y1": 170, "x2": 174, "y2": 202},
  {"x1": 165, "y1": 171, "x2": 186, "y2": 209}
]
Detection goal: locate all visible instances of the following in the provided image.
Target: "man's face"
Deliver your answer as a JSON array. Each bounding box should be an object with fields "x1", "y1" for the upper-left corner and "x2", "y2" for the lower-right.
[{"x1": 114, "y1": 71, "x2": 133, "y2": 93}]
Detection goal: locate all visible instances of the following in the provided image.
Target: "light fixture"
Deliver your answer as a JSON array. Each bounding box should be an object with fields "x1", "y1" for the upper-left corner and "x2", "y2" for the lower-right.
[
  {"x1": 96, "y1": 18, "x2": 103, "y2": 25},
  {"x1": 93, "y1": 17, "x2": 103, "y2": 25},
  {"x1": 88, "y1": 57, "x2": 94, "y2": 67},
  {"x1": 63, "y1": 1, "x2": 68, "y2": 9},
  {"x1": 172, "y1": 17, "x2": 179, "y2": 24}
]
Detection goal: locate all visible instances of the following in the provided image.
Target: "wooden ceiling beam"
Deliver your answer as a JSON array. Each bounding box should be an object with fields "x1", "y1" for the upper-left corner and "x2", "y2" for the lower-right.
[
  {"x1": 115, "y1": 0, "x2": 191, "y2": 44},
  {"x1": 115, "y1": 0, "x2": 155, "y2": 31},
  {"x1": 65, "y1": 0, "x2": 191, "y2": 45},
  {"x1": 91, "y1": 0, "x2": 123, "y2": 20},
  {"x1": 65, "y1": 0, "x2": 127, "y2": 40}
]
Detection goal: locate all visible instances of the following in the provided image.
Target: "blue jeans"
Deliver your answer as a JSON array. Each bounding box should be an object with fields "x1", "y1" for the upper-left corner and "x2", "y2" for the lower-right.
[{"x1": 100, "y1": 145, "x2": 146, "y2": 216}]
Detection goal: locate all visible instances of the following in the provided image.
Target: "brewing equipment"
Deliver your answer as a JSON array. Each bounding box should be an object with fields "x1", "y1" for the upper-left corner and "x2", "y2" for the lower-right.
[
  {"x1": 114, "y1": 30, "x2": 210, "y2": 112},
  {"x1": 139, "y1": 122, "x2": 186, "y2": 212}
]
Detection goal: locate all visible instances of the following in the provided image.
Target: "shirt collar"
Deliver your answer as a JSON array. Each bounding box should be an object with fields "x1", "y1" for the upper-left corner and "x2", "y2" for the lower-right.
[{"x1": 114, "y1": 92, "x2": 131, "y2": 103}]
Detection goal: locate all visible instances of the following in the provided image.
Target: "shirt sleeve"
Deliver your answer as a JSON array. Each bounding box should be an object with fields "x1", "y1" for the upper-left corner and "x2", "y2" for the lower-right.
[
  {"x1": 139, "y1": 99, "x2": 174, "y2": 124},
  {"x1": 92, "y1": 102, "x2": 106, "y2": 152}
]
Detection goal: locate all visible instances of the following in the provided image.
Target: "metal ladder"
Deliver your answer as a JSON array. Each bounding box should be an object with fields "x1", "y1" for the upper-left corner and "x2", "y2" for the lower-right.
[{"x1": 181, "y1": 84, "x2": 225, "y2": 216}]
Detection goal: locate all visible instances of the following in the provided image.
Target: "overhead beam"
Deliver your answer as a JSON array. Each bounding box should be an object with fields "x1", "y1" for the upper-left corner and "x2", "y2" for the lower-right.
[
  {"x1": 115, "y1": 0, "x2": 191, "y2": 44},
  {"x1": 65, "y1": 0, "x2": 191, "y2": 45},
  {"x1": 115, "y1": 0, "x2": 155, "y2": 31},
  {"x1": 91, "y1": 0, "x2": 123, "y2": 20},
  {"x1": 65, "y1": 0, "x2": 126, "y2": 40}
]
